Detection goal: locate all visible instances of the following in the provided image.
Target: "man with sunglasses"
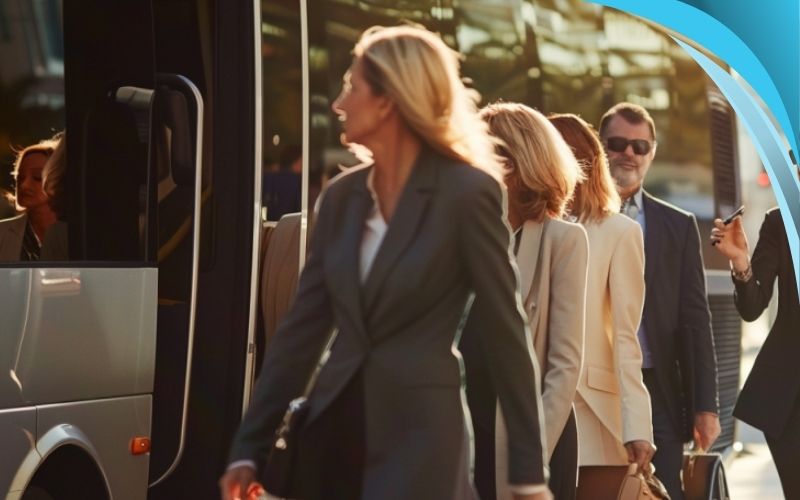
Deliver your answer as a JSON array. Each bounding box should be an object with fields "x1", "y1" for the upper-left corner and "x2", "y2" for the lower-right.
[{"x1": 599, "y1": 102, "x2": 720, "y2": 500}]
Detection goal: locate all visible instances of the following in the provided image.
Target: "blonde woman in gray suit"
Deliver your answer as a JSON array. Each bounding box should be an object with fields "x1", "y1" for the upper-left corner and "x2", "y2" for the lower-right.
[
  {"x1": 222, "y1": 26, "x2": 551, "y2": 500},
  {"x1": 463, "y1": 103, "x2": 588, "y2": 500},
  {"x1": 548, "y1": 114, "x2": 655, "y2": 478}
]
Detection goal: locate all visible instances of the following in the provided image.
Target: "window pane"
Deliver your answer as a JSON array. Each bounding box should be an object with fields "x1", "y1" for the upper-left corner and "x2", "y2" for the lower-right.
[
  {"x1": 261, "y1": 0, "x2": 303, "y2": 222},
  {"x1": 0, "y1": 0, "x2": 65, "y2": 262}
]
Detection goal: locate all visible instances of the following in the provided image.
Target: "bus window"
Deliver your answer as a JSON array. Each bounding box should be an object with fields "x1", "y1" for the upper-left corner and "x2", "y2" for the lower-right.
[
  {"x1": 524, "y1": 1, "x2": 607, "y2": 125},
  {"x1": 261, "y1": 0, "x2": 303, "y2": 222},
  {"x1": 0, "y1": 0, "x2": 65, "y2": 261},
  {"x1": 443, "y1": 0, "x2": 531, "y2": 104}
]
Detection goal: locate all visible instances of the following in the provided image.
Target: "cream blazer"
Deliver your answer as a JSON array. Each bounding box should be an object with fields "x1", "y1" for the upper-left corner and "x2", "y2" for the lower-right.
[
  {"x1": 576, "y1": 213, "x2": 653, "y2": 465},
  {"x1": 496, "y1": 217, "x2": 588, "y2": 498}
]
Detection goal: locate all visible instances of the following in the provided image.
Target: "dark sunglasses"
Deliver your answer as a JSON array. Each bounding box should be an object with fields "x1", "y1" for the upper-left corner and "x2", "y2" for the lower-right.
[{"x1": 605, "y1": 136, "x2": 653, "y2": 155}]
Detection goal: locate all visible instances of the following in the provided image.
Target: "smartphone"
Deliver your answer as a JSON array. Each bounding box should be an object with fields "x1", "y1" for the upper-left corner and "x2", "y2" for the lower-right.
[
  {"x1": 722, "y1": 205, "x2": 745, "y2": 225},
  {"x1": 712, "y1": 205, "x2": 745, "y2": 246}
]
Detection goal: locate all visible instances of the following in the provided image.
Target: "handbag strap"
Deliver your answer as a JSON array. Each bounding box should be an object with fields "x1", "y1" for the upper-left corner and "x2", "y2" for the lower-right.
[{"x1": 300, "y1": 327, "x2": 339, "y2": 399}]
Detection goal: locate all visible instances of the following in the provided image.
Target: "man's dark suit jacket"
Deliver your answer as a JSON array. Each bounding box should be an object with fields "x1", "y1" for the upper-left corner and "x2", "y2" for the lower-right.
[
  {"x1": 229, "y1": 147, "x2": 547, "y2": 499},
  {"x1": 641, "y1": 192, "x2": 719, "y2": 440},
  {"x1": 733, "y1": 208, "x2": 800, "y2": 438}
]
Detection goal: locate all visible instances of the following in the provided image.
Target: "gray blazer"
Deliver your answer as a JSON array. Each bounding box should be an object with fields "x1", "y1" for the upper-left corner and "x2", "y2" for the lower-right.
[
  {"x1": 230, "y1": 147, "x2": 547, "y2": 499},
  {"x1": 0, "y1": 214, "x2": 26, "y2": 261},
  {"x1": 0, "y1": 213, "x2": 68, "y2": 262}
]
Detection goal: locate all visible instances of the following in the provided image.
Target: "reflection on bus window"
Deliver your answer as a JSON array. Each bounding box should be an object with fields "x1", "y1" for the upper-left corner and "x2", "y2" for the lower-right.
[
  {"x1": 0, "y1": 133, "x2": 67, "y2": 262},
  {"x1": 0, "y1": 1, "x2": 65, "y2": 235}
]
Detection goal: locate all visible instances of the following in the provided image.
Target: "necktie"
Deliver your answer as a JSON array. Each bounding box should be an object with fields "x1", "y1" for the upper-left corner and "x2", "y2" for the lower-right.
[{"x1": 622, "y1": 197, "x2": 639, "y2": 220}]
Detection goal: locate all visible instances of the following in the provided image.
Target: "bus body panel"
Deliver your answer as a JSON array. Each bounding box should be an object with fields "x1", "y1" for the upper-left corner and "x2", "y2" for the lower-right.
[
  {"x1": 0, "y1": 268, "x2": 157, "y2": 407},
  {"x1": 33, "y1": 395, "x2": 152, "y2": 500},
  {"x1": 0, "y1": 407, "x2": 36, "y2": 499}
]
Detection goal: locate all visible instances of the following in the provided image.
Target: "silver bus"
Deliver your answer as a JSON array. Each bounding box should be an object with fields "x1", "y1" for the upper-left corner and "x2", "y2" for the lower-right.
[{"x1": 0, "y1": 0, "x2": 753, "y2": 498}]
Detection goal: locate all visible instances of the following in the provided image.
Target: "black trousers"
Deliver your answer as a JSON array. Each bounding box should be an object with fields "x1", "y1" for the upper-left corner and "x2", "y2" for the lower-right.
[
  {"x1": 765, "y1": 396, "x2": 800, "y2": 500},
  {"x1": 473, "y1": 410, "x2": 577, "y2": 500},
  {"x1": 294, "y1": 371, "x2": 366, "y2": 500},
  {"x1": 643, "y1": 369, "x2": 685, "y2": 500},
  {"x1": 549, "y1": 410, "x2": 578, "y2": 500}
]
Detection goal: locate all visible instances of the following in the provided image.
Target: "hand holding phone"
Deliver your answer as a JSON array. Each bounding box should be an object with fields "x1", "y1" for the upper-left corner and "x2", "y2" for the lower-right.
[
  {"x1": 721, "y1": 205, "x2": 745, "y2": 226},
  {"x1": 710, "y1": 205, "x2": 749, "y2": 268}
]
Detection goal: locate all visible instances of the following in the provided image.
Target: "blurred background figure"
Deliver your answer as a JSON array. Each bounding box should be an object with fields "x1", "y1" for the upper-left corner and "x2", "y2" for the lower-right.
[
  {"x1": 549, "y1": 113, "x2": 655, "y2": 486},
  {"x1": 0, "y1": 133, "x2": 62, "y2": 261},
  {"x1": 262, "y1": 144, "x2": 301, "y2": 222},
  {"x1": 711, "y1": 204, "x2": 800, "y2": 499},
  {"x1": 463, "y1": 102, "x2": 587, "y2": 500}
]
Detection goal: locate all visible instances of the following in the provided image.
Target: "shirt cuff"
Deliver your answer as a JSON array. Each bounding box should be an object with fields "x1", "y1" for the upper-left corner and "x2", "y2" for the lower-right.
[
  {"x1": 508, "y1": 483, "x2": 548, "y2": 495},
  {"x1": 227, "y1": 459, "x2": 257, "y2": 472}
]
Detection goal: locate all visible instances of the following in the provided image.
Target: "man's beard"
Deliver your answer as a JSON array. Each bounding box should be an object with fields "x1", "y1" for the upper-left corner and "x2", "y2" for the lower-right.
[{"x1": 611, "y1": 164, "x2": 640, "y2": 189}]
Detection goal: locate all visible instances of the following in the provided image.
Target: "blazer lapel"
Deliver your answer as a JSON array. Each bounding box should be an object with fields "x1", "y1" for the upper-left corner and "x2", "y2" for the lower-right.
[
  {"x1": 516, "y1": 220, "x2": 544, "y2": 307},
  {"x1": 334, "y1": 169, "x2": 373, "y2": 345},
  {"x1": 641, "y1": 191, "x2": 662, "y2": 346},
  {"x1": 642, "y1": 191, "x2": 661, "y2": 288},
  {"x1": 362, "y1": 148, "x2": 436, "y2": 314}
]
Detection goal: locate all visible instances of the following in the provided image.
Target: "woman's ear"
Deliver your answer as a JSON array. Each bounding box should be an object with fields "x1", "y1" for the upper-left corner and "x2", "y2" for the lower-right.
[{"x1": 377, "y1": 95, "x2": 396, "y2": 121}]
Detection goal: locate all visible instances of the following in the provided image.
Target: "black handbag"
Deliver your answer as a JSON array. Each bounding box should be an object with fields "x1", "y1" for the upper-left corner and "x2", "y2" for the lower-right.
[
  {"x1": 682, "y1": 450, "x2": 730, "y2": 500},
  {"x1": 261, "y1": 328, "x2": 339, "y2": 498}
]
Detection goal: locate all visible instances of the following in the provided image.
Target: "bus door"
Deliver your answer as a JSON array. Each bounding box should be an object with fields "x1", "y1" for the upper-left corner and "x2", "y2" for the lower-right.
[{"x1": 1, "y1": 1, "x2": 158, "y2": 499}]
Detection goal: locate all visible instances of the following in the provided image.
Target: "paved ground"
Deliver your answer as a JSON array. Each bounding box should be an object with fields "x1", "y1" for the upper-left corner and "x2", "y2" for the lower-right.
[
  {"x1": 728, "y1": 422, "x2": 783, "y2": 499},
  {"x1": 726, "y1": 315, "x2": 784, "y2": 499}
]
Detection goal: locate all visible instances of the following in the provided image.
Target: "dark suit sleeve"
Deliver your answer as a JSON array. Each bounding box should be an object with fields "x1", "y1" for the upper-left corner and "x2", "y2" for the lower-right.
[
  {"x1": 680, "y1": 214, "x2": 719, "y2": 414},
  {"x1": 458, "y1": 172, "x2": 547, "y2": 486},
  {"x1": 734, "y1": 212, "x2": 779, "y2": 321},
  {"x1": 228, "y1": 192, "x2": 335, "y2": 468}
]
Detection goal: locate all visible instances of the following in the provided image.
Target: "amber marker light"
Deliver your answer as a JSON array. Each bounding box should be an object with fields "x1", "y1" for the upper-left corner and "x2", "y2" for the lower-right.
[{"x1": 130, "y1": 437, "x2": 151, "y2": 455}]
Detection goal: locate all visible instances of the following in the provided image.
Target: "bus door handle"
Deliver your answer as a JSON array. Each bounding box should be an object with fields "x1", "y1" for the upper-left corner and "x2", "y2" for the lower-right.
[{"x1": 148, "y1": 73, "x2": 204, "y2": 487}]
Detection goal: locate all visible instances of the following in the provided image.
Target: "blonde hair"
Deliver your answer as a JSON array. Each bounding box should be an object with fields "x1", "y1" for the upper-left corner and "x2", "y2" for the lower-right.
[
  {"x1": 43, "y1": 131, "x2": 66, "y2": 215},
  {"x1": 353, "y1": 25, "x2": 503, "y2": 179},
  {"x1": 480, "y1": 102, "x2": 582, "y2": 221},
  {"x1": 11, "y1": 136, "x2": 59, "y2": 211},
  {"x1": 548, "y1": 113, "x2": 621, "y2": 223},
  {"x1": 12, "y1": 138, "x2": 58, "y2": 178}
]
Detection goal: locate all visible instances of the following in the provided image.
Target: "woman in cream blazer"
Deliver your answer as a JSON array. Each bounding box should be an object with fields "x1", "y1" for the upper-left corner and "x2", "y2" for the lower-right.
[
  {"x1": 462, "y1": 103, "x2": 588, "y2": 500},
  {"x1": 549, "y1": 114, "x2": 655, "y2": 470}
]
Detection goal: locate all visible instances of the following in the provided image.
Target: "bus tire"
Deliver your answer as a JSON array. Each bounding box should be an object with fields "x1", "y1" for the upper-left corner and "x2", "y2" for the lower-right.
[{"x1": 22, "y1": 445, "x2": 110, "y2": 500}]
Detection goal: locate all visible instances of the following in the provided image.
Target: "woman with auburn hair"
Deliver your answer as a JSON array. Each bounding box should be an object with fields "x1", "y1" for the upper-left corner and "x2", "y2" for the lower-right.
[
  {"x1": 461, "y1": 102, "x2": 588, "y2": 500},
  {"x1": 548, "y1": 113, "x2": 655, "y2": 481},
  {"x1": 221, "y1": 26, "x2": 550, "y2": 500},
  {"x1": 0, "y1": 134, "x2": 60, "y2": 261}
]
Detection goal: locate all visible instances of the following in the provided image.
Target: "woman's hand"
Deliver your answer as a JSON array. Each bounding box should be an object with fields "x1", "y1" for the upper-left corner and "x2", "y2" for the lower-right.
[
  {"x1": 219, "y1": 465, "x2": 265, "y2": 500},
  {"x1": 710, "y1": 216, "x2": 749, "y2": 270},
  {"x1": 625, "y1": 439, "x2": 656, "y2": 472}
]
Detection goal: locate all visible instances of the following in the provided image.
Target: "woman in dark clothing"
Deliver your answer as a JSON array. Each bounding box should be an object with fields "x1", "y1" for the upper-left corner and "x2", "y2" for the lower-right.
[{"x1": 711, "y1": 207, "x2": 800, "y2": 499}]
